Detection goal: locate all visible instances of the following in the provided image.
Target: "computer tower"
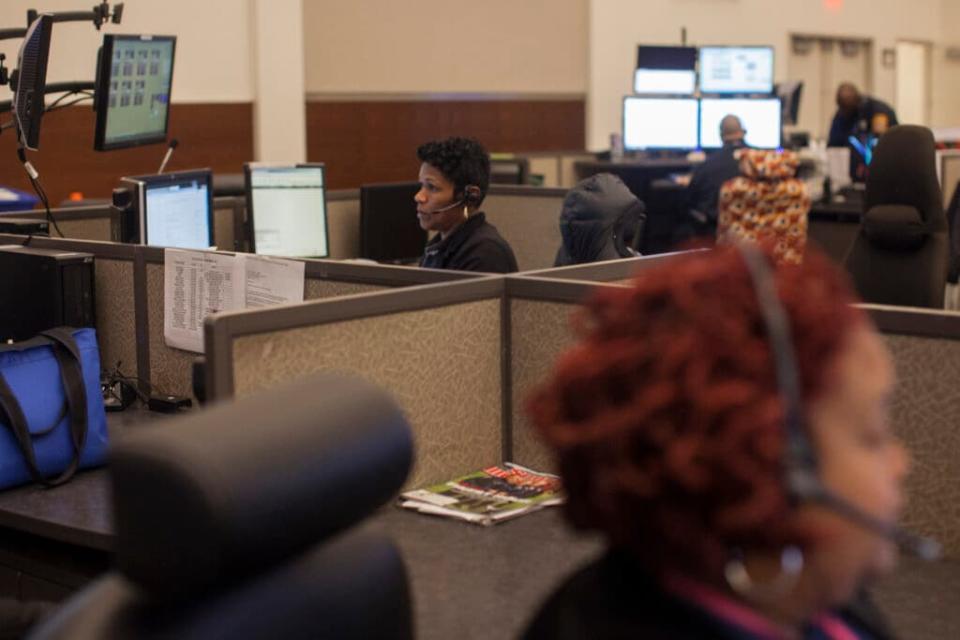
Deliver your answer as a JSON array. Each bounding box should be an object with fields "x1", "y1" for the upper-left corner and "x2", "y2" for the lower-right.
[{"x1": 0, "y1": 246, "x2": 96, "y2": 342}]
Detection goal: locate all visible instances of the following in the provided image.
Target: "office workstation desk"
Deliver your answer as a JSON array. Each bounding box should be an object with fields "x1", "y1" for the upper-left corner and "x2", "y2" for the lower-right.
[{"x1": 0, "y1": 464, "x2": 956, "y2": 639}]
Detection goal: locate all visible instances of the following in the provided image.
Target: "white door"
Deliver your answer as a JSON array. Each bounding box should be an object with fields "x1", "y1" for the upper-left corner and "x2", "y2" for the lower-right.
[{"x1": 895, "y1": 41, "x2": 931, "y2": 125}]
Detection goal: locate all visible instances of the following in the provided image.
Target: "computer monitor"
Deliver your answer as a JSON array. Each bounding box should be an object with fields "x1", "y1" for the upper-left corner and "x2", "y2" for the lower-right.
[
  {"x1": 623, "y1": 97, "x2": 699, "y2": 151},
  {"x1": 634, "y1": 45, "x2": 697, "y2": 95},
  {"x1": 244, "y1": 163, "x2": 329, "y2": 258},
  {"x1": 121, "y1": 169, "x2": 213, "y2": 249},
  {"x1": 775, "y1": 81, "x2": 803, "y2": 126},
  {"x1": 699, "y1": 46, "x2": 774, "y2": 95},
  {"x1": 699, "y1": 98, "x2": 782, "y2": 149},
  {"x1": 94, "y1": 34, "x2": 176, "y2": 151},
  {"x1": 12, "y1": 14, "x2": 53, "y2": 151},
  {"x1": 359, "y1": 182, "x2": 426, "y2": 263}
]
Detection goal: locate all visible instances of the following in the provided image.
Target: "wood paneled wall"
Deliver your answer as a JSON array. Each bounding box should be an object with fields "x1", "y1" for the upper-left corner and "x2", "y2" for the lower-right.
[
  {"x1": 0, "y1": 103, "x2": 253, "y2": 206},
  {"x1": 0, "y1": 98, "x2": 583, "y2": 203},
  {"x1": 306, "y1": 98, "x2": 585, "y2": 189}
]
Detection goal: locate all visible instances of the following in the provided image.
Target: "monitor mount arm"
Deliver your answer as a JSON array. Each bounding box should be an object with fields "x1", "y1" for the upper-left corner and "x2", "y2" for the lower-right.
[{"x1": 27, "y1": 3, "x2": 124, "y2": 30}]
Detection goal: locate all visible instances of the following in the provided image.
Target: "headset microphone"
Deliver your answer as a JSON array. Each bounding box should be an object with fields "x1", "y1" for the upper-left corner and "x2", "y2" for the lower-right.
[
  {"x1": 738, "y1": 244, "x2": 941, "y2": 561},
  {"x1": 429, "y1": 199, "x2": 464, "y2": 213}
]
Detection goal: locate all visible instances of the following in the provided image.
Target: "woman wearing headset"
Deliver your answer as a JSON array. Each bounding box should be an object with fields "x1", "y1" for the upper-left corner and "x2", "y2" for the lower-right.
[
  {"x1": 415, "y1": 137, "x2": 518, "y2": 273},
  {"x1": 525, "y1": 245, "x2": 924, "y2": 639}
]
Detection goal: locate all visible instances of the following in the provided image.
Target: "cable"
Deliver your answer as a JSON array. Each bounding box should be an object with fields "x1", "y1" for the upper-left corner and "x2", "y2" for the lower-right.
[{"x1": 17, "y1": 146, "x2": 64, "y2": 239}]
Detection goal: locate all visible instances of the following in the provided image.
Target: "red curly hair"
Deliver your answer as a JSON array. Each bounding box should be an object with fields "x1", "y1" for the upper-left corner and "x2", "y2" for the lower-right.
[{"x1": 527, "y1": 245, "x2": 865, "y2": 579}]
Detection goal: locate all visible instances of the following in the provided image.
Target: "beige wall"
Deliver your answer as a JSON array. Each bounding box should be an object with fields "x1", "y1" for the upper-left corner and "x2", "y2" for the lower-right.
[
  {"x1": 587, "y1": 0, "x2": 959, "y2": 149},
  {"x1": 0, "y1": 0, "x2": 254, "y2": 103},
  {"x1": 302, "y1": 0, "x2": 588, "y2": 95}
]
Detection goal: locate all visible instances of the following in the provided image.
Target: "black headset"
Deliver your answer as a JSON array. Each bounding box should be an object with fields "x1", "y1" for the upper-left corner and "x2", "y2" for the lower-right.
[{"x1": 737, "y1": 244, "x2": 941, "y2": 561}]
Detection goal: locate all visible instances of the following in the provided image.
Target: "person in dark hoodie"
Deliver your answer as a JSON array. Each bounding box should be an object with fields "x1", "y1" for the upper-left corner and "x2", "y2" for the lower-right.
[
  {"x1": 554, "y1": 173, "x2": 646, "y2": 267},
  {"x1": 416, "y1": 137, "x2": 518, "y2": 273}
]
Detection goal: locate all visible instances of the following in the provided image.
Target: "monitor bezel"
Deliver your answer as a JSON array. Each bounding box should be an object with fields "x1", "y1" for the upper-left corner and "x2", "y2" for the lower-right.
[
  {"x1": 698, "y1": 96, "x2": 783, "y2": 150},
  {"x1": 94, "y1": 34, "x2": 177, "y2": 152},
  {"x1": 622, "y1": 96, "x2": 701, "y2": 152},
  {"x1": 13, "y1": 14, "x2": 53, "y2": 151},
  {"x1": 243, "y1": 162, "x2": 330, "y2": 259},
  {"x1": 697, "y1": 45, "x2": 776, "y2": 95},
  {"x1": 127, "y1": 168, "x2": 214, "y2": 248}
]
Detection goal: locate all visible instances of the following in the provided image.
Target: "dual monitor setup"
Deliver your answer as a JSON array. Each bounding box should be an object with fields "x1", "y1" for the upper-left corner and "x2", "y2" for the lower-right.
[
  {"x1": 118, "y1": 170, "x2": 429, "y2": 264},
  {"x1": 117, "y1": 164, "x2": 331, "y2": 259},
  {"x1": 624, "y1": 44, "x2": 801, "y2": 152}
]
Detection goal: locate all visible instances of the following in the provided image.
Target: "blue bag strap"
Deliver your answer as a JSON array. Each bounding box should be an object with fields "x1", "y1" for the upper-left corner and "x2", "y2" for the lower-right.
[{"x1": 0, "y1": 329, "x2": 89, "y2": 487}]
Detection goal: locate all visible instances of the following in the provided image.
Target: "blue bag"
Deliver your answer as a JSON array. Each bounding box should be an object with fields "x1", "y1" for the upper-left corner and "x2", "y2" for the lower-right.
[{"x1": 0, "y1": 327, "x2": 109, "y2": 489}]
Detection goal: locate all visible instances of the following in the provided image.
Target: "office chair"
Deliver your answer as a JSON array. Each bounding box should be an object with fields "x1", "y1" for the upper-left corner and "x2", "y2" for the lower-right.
[
  {"x1": 29, "y1": 373, "x2": 414, "y2": 640},
  {"x1": 844, "y1": 125, "x2": 949, "y2": 308},
  {"x1": 717, "y1": 149, "x2": 810, "y2": 265},
  {"x1": 554, "y1": 173, "x2": 646, "y2": 266}
]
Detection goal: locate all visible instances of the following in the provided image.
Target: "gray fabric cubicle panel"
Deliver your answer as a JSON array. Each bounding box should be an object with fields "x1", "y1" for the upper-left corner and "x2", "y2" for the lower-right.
[
  {"x1": 505, "y1": 277, "x2": 628, "y2": 471},
  {"x1": 521, "y1": 250, "x2": 702, "y2": 285},
  {"x1": 869, "y1": 305, "x2": 960, "y2": 558},
  {"x1": 484, "y1": 186, "x2": 567, "y2": 272},
  {"x1": 326, "y1": 189, "x2": 361, "y2": 259},
  {"x1": 208, "y1": 279, "x2": 506, "y2": 488}
]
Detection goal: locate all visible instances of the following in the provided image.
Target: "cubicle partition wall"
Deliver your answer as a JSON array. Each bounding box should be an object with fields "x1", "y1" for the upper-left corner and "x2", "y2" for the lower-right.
[
  {"x1": 326, "y1": 188, "x2": 361, "y2": 259},
  {"x1": 204, "y1": 274, "x2": 618, "y2": 486},
  {"x1": 206, "y1": 277, "x2": 509, "y2": 488},
  {"x1": 6, "y1": 204, "x2": 114, "y2": 242},
  {"x1": 867, "y1": 305, "x2": 960, "y2": 556},
  {"x1": 484, "y1": 186, "x2": 567, "y2": 272},
  {"x1": 522, "y1": 250, "x2": 702, "y2": 285}
]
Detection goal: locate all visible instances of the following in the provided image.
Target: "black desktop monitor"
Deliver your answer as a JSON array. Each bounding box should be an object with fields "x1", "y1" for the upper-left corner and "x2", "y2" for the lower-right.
[
  {"x1": 12, "y1": 14, "x2": 53, "y2": 151},
  {"x1": 623, "y1": 96, "x2": 699, "y2": 151},
  {"x1": 698, "y1": 46, "x2": 775, "y2": 95},
  {"x1": 244, "y1": 163, "x2": 329, "y2": 258},
  {"x1": 699, "y1": 97, "x2": 782, "y2": 149},
  {"x1": 775, "y1": 81, "x2": 803, "y2": 126},
  {"x1": 120, "y1": 169, "x2": 213, "y2": 249},
  {"x1": 94, "y1": 34, "x2": 176, "y2": 151},
  {"x1": 360, "y1": 182, "x2": 426, "y2": 263},
  {"x1": 634, "y1": 45, "x2": 697, "y2": 95}
]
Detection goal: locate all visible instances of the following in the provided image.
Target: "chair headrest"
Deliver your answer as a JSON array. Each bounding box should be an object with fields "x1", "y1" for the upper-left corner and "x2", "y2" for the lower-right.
[
  {"x1": 863, "y1": 204, "x2": 927, "y2": 251},
  {"x1": 109, "y1": 373, "x2": 413, "y2": 600},
  {"x1": 865, "y1": 125, "x2": 945, "y2": 230},
  {"x1": 739, "y1": 149, "x2": 799, "y2": 181}
]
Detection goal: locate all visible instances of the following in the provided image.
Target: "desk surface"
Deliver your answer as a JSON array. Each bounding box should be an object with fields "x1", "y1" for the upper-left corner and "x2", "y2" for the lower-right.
[{"x1": 0, "y1": 467, "x2": 957, "y2": 639}]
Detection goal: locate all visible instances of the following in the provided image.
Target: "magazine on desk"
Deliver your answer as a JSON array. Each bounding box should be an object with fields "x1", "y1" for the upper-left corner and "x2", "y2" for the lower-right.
[{"x1": 400, "y1": 463, "x2": 564, "y2": 526}]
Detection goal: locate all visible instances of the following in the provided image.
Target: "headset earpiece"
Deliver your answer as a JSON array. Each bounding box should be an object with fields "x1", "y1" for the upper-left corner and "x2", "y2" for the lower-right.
[{"x1": 462, "y1": 185, "x2": 481, "y2": 206}]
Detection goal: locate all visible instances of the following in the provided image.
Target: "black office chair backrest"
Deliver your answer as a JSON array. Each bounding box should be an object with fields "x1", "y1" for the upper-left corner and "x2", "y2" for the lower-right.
[
  {"x1": 845, "y1": 125, "x2": 949, "y2": 307},
  {"x1": 30, "y1": 373, "x2": 414, "y2": 640},
  {"x1": 864, "y1": 125, "x2": 944, "y2": 229}
]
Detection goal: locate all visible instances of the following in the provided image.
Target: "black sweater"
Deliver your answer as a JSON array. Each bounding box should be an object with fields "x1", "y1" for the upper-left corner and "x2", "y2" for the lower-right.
[{"x1": 420, "y1": 212, "x2": 518, "y2": 273}]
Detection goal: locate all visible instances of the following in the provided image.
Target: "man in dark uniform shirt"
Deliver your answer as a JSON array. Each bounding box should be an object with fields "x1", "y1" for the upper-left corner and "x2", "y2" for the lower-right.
[
  {"x1": 685, "y1": 114, "x2": 747, "y2": 238},
  {"x1": 828, "y1": 83, "x2": 898, "y2": 182}
]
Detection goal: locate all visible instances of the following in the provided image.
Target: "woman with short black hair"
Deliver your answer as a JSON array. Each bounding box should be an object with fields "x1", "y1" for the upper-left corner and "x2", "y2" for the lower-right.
[{"x1": 415, "y1": 137, "x2": 518, "y2": 273}]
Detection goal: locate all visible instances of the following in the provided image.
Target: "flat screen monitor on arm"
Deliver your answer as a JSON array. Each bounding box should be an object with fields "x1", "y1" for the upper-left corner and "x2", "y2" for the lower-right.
[
  {"x1": 634, "y1": 45, "x2": 697, "y2": 94},
  {"x1": 699, "y1": 46, "x2": 774, "y2": 94}
]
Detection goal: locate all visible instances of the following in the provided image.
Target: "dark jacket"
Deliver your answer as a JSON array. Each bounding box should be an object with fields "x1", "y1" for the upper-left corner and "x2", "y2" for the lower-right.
[
  {"x1": 687, "y1": 141, "x2": 746, "y2": 230},
  {"x1": 828, "y1": 97, "x2": 899, "y2": 181},
  {"x1": 554, "y1": 173, "x2": 645, "y2": 267},
  {"x1": 524, "y1": 550, "x2": 895, "y2": 640},
  {"x1": 420, "y1": 212, "x2": 518, "y2": 273}
]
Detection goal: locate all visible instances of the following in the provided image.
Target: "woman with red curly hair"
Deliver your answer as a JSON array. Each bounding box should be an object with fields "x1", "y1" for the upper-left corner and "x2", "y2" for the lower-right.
[{"x1": 525, "y1": 245, "x2": 910, "y2": 639}]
